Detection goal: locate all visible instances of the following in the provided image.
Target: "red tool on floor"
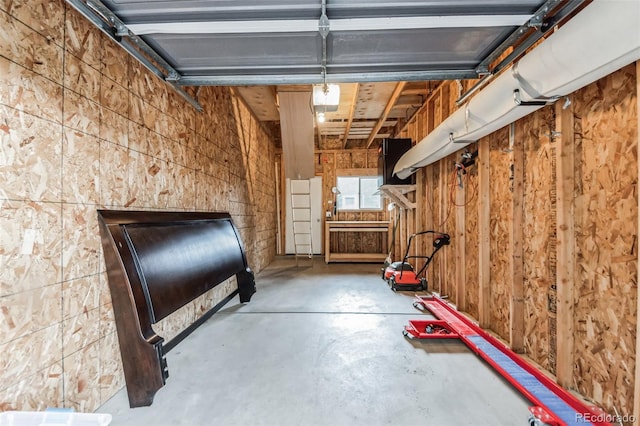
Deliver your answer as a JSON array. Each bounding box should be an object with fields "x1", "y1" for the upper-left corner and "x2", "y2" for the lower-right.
[{"x1": 382, "y1": 230, "x2": 450, "y2": 291}]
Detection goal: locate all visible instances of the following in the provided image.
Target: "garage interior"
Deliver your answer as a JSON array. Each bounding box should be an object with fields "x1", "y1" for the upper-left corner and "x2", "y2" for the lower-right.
[{"x1": 1, "y1": 0, "x2": 639, "y2": 425}]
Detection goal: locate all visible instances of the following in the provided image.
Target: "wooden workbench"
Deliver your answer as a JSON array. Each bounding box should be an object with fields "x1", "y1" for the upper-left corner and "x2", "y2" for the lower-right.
[{"x1": 324, "y1": 221, "x2": 391, "y2": 263}]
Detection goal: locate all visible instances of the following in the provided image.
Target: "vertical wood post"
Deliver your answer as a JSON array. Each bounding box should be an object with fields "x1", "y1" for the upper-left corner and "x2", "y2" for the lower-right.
[
  {"x1": 416, "y1": 168, "x2": 426, "y2": 261},
  {"x1": 633, "y1": 60, "x2": 640, "y2": 426},
  {"x1": 455, "y1": 170, "x2": 467, "y2": 311},
  {"x1": 478, "y1": 138, "x2": 491, "y2": 328},
  {"x1": 510, "y1": 123, "x2": 525, "y2": 352},
  {"x1": 439, "y1": 160, "x2": 448, "y2": 295},
  {"x1": 556, "y1": 96, "x2": 576, "y2": 389}
]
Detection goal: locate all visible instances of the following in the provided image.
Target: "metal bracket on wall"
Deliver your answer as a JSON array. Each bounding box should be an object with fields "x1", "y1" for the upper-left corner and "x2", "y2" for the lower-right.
[
  {"x1": 512, "y1": 89, "x2": 557, "y2": 107},
  {"x1": 379, "y1": 184, "x2": 417, "y2": 210},
  {"x1": 65, "y1": 0, "x2": 203, "y2": 112}
]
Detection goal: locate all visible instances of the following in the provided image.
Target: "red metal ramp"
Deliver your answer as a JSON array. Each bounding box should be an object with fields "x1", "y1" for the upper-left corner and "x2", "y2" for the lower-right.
[{"x1": 405, "y1": 296, "x2": 611, "y2": 426}]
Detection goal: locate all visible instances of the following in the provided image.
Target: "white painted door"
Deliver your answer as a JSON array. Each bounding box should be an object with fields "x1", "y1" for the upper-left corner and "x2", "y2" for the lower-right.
[{"x1": 285, "y1": 177, "x2": 322, "y2": 254}]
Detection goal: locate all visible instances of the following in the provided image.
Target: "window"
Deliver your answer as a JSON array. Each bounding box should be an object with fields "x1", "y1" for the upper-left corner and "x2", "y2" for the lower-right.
[{"x1": 336, "y1": 176, "x2": 382, "y2": 210}]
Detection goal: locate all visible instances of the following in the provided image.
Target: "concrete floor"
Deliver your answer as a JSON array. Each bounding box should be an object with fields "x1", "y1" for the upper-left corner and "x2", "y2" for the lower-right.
[{"x1": 99, "y1": 257, "x2": 531, "y2": 426}]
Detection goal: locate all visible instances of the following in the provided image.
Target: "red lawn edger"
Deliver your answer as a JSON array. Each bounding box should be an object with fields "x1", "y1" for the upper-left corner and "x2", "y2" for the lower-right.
[{"x1": 382, "y1": 230, "x2": 450, "y2": 292}]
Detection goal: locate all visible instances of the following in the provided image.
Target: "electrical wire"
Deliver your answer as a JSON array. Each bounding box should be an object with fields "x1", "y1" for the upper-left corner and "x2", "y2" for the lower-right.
[
  {"x1": 450, "y1": 164, "x2": 478, "y2": 207},
  {"x1": 425, "y1": 162, "x2": 479, "y2": 230}
]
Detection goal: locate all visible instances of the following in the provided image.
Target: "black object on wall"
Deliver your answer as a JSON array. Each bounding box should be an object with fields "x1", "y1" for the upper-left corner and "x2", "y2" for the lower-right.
[{"x1": 378, "y1": 138, "x2": 415, "y2": 185}]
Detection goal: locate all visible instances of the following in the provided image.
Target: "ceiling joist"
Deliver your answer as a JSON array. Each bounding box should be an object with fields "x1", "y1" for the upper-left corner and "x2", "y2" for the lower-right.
[
  {"x1": 127, "y1": 14, "x2": 533, "y2": 35},
  {"x1": 366, "y1": 82, "x2": 406, "y2": 149},
  {"x1": 342, "y1": 83, "x2": 360, "y2": 149}
]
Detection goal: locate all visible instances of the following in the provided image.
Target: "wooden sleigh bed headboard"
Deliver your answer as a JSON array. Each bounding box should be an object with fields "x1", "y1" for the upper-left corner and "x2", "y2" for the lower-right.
[{"x1": 97, "y1": 210, "x2": 256, "y2": 407}]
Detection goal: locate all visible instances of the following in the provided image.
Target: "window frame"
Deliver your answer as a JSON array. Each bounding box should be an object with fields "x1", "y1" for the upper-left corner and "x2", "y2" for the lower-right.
[{"x1": 335, "y1": 173, "x2": 383, "y2": 212}]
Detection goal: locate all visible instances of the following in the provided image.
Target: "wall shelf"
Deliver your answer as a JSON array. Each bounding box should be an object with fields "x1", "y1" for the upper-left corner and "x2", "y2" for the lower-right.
[
  {"x1": 325, "y1": 221, "x2": 391, "y2": 263},
  {"x1": 379, "y1": 184, "x2": 417, "y2": 209}
]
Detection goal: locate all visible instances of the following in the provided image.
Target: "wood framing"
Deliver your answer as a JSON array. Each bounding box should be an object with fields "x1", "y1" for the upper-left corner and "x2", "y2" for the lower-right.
[
  {"x1": 379, "y1": 185, "x2": 417, "y2": 209},
  {"x1": 509, "y1": 122, "x2": 525, "y2": 352},
  {"x1": 416, "y1": 169, "x2": 426, "y2": 267},
  {"x1": 555, "y1": 96, "x2": 575, "y2": 389},
  {"x1": 634, "y1": 60, "x2": 640, "y2": 426},
  {"x1": 342, "y1": 83, "x2": 360, "y2": 149},
  {"x1": 335, "y1": 168, "x2": 378, "y2": 176},
  {"x1": 478, "y1": 138, "x2": 491, "y2": 328},
  {"x1": 324, "y1": 221, "x2": 392, "y2": 263},
  {"x1": 277, "y1": 154, "x2": 287, "y2": 254},
  {"x1": 455, "y1": 169, "x2": 467, "y2": 311},
  {"x1": 437, "y1": 160, "x2": 447, "y2": 294},
  {"x1": 396, "y1": 82, "x2": 444, "y2": 135},
  {"x1": 366, "y1": 82, "x2": 406, "y2": 148}
]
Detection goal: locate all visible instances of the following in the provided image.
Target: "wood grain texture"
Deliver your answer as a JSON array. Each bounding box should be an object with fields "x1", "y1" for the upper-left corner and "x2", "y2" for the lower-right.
[
  {"x1": 572, "y1": 65, "x2": 637, "y2": 417},
  {"x1": 488, "y1": 127, "x2": 512, "y2": 339},
  {"x1": 522, "y1": 107, "x2": 555, "y2": 372},
  {"x1": 1, "y1": 1, "x2": 278, "y2": 411}
]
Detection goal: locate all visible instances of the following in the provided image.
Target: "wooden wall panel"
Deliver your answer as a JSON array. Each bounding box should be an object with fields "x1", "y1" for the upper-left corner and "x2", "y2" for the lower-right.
[
  {"x1": 0, "y1": 1, "x2": 278, "y2": 412},
  {"x1": 522, "y1": 107, "x2": 555, "y2": 372},
  {"x1": 489, "y1": 127, "x2": 512, "y2": 339},
  {"x1": 556, "y1": 96, "x2": 575, "y2": 387},
  {"x1": 351, "y1": 151, "x2": 367, "y2": 168},
  {"x1": 635, "y1": 60, "x2": 640, "y2": 426},
  {"x1": 465, "y1": 161, "x2": 480, "y2": 319},
  {"x1": 316, "y1": 149, "x2": 387, "y2": 255},
  {"x1": 478, "y1": 137, "x2": 491, "y2": 328},
  {"x1": 572, "y1": 65, "x2": 637, "y2": 416},
  {"x1": 510, "y1": 122, "x2": 525, "y2": 352},
  {"x1": 431, "y1": 162, "x2": 443, "y2": 293},
  {"x1": 441, "y1": 152, "x2": 458, "y2": 299},
  {"x1": 336, "y1": 152, "x2": 351, "y2": 169},
  {"x1": 404, "y1": 62, "x2": 638, "y2": 425}
]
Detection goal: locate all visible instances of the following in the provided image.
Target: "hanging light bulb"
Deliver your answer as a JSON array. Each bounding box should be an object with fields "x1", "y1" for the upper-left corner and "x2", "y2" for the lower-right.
[
  {"x1": 317, "y1": 112, "x2": 326, "y2": 123},
  {"x1": 312, "y1": 84, "x2": 340, "y2": 112}
]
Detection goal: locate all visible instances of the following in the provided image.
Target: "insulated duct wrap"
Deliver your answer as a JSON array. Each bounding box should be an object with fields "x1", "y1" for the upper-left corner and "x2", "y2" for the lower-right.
[{"x1": 394, "y1": 0, "x2": 640, "y2": 179}]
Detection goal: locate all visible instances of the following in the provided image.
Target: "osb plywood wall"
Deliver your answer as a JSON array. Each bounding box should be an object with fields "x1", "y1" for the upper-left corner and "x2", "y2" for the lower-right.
[
  {"x1": 572, "y1": 64, "x2": 637, "y2": 414},
  {"x1": 488, "y1": 127, "x2": 513, "y2": 341},
  {"x1": 422, "y1": 153, "x2": 460, "y2": 298},
  {"x1": 522, "y1": 107, "x2": 556, "y2": 372},
  {"x1": 398, "y1": 82, "x2": 462, "y2": 297},
  {"x1": 0, "y1": 0, "x2": 277, "y2": 413},
  {"x1": 396, "y1": 65, "x2": 638, "y2": 417},
  {"x1": 464, "y1": 165, "x2": 480, "y2": 319}
]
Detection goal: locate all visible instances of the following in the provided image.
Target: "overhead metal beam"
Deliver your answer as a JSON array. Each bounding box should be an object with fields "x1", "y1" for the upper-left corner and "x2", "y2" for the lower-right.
[
  {"x1": 178, "y1": 69, "x2": 477, "y2": 86},
  {"x1": 65, "y1": 0, "x2": 203, "y2": 112},
  {"x1": 366, "y1": 81, "x2": 406, "y2": 149},
  {"x1": 461, "y1": 0, "x2": 586, "y2": 102},
  {"x1": 128, "y1": 14, "x2": 532, "y2": 35},
  {"x1": 475, "y1": 0, "x2": 569, "y2": 74}
]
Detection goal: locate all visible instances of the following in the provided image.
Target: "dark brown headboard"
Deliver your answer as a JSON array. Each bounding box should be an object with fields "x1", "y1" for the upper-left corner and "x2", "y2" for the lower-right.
[{"x1": 98, "y1": 210, "x2": 256, "y2": 407}]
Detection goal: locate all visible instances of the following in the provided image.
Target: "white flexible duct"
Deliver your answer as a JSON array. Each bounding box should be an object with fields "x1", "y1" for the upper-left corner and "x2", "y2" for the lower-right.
[{"x1": 394, "y1": 0, "x2": 640, "y2": 179}]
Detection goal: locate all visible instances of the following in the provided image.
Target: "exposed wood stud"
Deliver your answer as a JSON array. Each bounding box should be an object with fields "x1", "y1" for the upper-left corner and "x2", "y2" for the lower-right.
[
  {"x1": 397, "y1": 82, "x2": 445, "y2": 135},
  {"x1": 438, "y1": 160, "x2": 447, "y2": 294},
  {"x1": 455, "y1": 165, "x2": 467, "y2": 311},
  {"x1": 634, "y1": 60, "x2": 640, "y2": 426},
  {"x1": 510, "y1": 122, "x2": 525, "y2": 352},
  {"x1": 478, "y1": 137, "x2": 491, "y2": 328},
  {"x1": 555, "y1": 94, "x2": 575, "y2": 389},
  {"x1": 342, "y1": 83, "x2": 360, "y2": 149},
  {"x1": 366, "y1": 81, "x2": 406, "y2": 149}
]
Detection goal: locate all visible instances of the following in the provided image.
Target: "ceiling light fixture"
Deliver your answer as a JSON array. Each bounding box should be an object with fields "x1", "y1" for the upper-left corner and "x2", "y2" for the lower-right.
[{"x1": 312, "y1": 83, "x2": 340, "y2": 112}]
